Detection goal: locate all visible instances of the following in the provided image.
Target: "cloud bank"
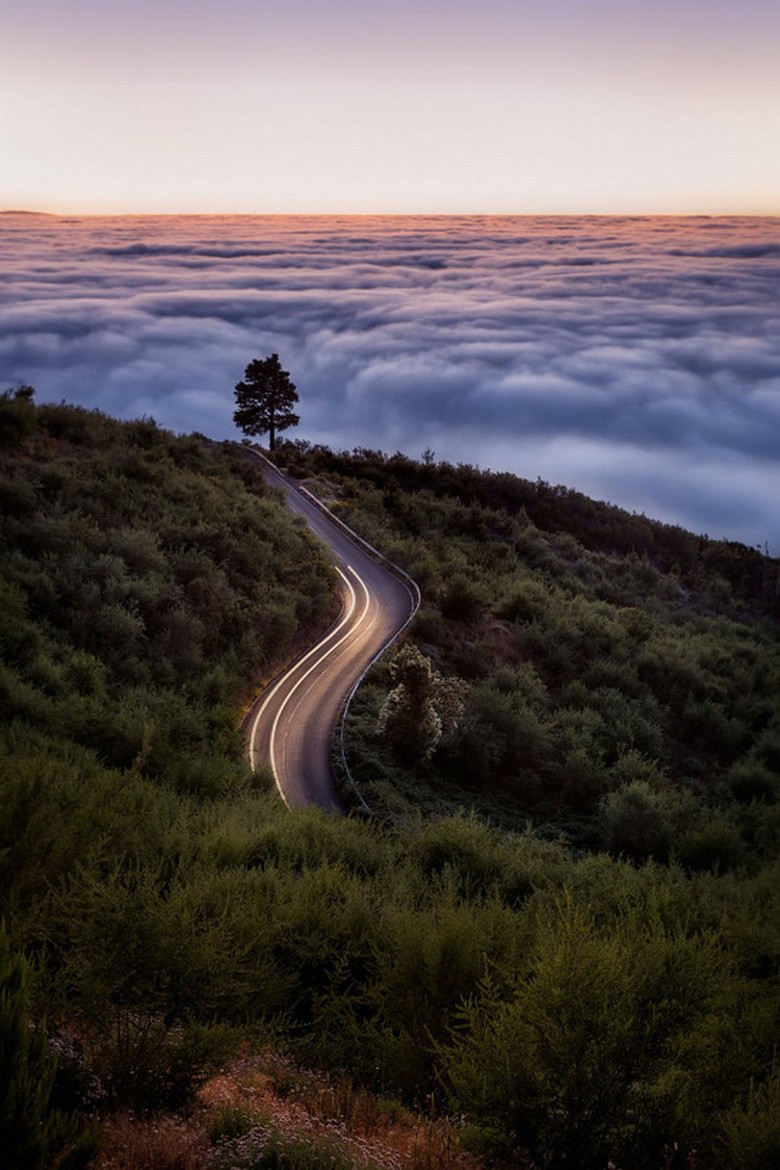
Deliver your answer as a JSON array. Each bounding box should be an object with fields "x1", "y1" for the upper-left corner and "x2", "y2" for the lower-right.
[{"x1": 1, "y1": 213, "x2": 778, "y2": 550}]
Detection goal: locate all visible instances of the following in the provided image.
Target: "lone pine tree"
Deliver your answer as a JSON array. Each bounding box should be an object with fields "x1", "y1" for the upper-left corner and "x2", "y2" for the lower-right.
[{"x1": 233, "y1": 354, "x2": 300, "y2": 451}]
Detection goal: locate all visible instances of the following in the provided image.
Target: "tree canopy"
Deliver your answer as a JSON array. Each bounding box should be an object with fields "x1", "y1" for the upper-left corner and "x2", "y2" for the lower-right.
[{"x1": 233, "y1": 354, "x2": 299, "y2": 450}]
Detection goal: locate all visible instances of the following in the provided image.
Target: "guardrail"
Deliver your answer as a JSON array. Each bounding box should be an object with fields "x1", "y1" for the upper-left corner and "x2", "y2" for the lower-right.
[
  {"x1": 297, "y1": 487, "x2": 420, "y2": 812},
  {"x1": 243, "y1": 444, "x2": 421, "y2": 812}
]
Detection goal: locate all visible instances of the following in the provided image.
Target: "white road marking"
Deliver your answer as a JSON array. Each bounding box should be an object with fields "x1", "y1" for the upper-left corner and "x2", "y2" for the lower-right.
[
  {"x1": 244, "y1": 447, "x2": 421, "y2": 811},
  {"x1": 248, "y1": 566, "x2": 356, "y2": 774},
  {"x1": 250, "y1": 563, "x2": 372, "y2": 806}
]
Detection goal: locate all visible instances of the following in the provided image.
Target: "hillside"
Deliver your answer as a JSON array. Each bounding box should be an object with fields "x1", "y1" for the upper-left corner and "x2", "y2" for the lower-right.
[
  {"x1": 1, "y1": 394, "x2": 779, "y2": 1170},
  {"x1": 279, "y1": 441, "x2": 780, "y2": 864}
]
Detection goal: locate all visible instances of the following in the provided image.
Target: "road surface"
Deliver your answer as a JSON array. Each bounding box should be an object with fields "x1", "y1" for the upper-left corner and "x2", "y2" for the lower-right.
[{"x1": 243, "y1": 450, "x2": 419, "y2": 811}]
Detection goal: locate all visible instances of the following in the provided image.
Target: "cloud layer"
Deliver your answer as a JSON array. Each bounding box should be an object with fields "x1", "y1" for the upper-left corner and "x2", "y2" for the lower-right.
[{"x1": 1, "y1": 213, "x2": 778, "y2": 549}]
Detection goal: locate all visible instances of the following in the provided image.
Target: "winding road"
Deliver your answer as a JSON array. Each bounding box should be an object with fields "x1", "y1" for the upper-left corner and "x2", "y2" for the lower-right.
[{"x1": 243, "y1": 449, "x2": 419, "y2": 811}]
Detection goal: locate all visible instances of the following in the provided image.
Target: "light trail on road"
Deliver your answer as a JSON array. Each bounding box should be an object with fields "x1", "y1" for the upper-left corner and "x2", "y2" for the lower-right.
[
  {"x1": 248, "y1": 566, "x2": 358, "y2": 781},
  {"x1": 243, "y1": 450, "x2": 419, "y2": 811},
  {"x1": 263, "y1": 565, "x2": 371, "y2": 806}
]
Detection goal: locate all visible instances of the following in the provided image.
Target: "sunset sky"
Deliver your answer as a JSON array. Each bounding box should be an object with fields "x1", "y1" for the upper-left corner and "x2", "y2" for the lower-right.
[{"x1": 5, "y1": 0, "x2": 779, "y2": 214}]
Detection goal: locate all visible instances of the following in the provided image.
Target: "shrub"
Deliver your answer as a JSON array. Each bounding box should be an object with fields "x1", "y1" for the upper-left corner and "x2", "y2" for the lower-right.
[
  {"x1": 0, "y1": 925, "x2": 100, "y2": 1170},
  {"x1": 678, "y1": 817, "x2": 746, "y2": 873},
  {"x1": 598, "y1": 781, "x2": 680, "y2": 861},
  {"x1": 439, "y1": 896, "x2": 732, "y2": 1170},
  {"x1": 726, "y1": 762, "x2": 778, "y2": 805},
  {"x1": 440, "y1": 575, "x2": 485, "y2": 623},
  {"x1": 0, "y1": 386, "x2": 37, "y2": 448},
  {"x1": 721, "y1": 1068, "x2": 780, "y2": 1170}
]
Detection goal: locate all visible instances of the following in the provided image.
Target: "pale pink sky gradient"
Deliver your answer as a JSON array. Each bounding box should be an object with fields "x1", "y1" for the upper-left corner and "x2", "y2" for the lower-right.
[{"x1": 4, "y1": 0, "x2": 779, "y2": 213}]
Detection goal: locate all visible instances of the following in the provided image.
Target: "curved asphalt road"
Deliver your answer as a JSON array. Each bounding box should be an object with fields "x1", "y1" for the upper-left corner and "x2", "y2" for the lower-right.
[{"x1": 243, "y1": 450, "x2": 419, "y2": 811}]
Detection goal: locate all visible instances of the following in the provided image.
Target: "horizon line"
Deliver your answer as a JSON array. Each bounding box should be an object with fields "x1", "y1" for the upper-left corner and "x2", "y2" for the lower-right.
[{"x1": 3, "y1": 207, "x2": 779, "y2": 220}]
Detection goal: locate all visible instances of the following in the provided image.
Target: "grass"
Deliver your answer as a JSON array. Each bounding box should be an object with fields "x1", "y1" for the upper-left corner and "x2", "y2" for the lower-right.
[{"x1": 94, "y1": 1048, "x2": 480, "y2": 1170}]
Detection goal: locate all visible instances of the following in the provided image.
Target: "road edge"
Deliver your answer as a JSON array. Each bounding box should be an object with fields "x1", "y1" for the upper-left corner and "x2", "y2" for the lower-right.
[{"x1": 241, "y1": 443, "x2": 421, "y2": 812}]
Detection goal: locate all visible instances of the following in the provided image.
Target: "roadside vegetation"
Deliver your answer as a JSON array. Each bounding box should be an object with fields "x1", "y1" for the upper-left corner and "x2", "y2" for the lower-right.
[
  {"x1": 1, "y1": 394, "x2": 778, "y2": 1169},
  {"x1": 279, "y1": 440, "x2": 780, "y2": 864}
]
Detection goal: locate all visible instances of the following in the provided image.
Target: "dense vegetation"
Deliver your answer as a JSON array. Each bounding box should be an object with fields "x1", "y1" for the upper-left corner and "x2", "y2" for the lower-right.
[
  {"x1": 278, "y1": 441, "x2": 780, "y2": 867},
  {"x1": 1, "y1": 395, "x2": 778, "y2": 1169}
]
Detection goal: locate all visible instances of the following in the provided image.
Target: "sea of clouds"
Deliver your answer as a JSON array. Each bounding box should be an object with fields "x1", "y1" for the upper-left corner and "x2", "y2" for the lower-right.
[{"x1": 1, "y1": 213, "x2": 778, "y2": 550}]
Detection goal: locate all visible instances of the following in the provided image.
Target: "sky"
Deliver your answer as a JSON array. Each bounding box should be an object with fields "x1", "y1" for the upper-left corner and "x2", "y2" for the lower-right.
[
  {"x1": 3, "y1": 0, "x2": 779, "y2": 214},
  {"x1": 2, "y1": 213, "x2": 778, "y2": 551}
]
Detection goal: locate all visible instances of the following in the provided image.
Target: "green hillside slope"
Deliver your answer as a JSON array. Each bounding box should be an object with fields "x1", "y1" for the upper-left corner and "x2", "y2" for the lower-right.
[
  {"x1": 1, "y1": 396, "x2": 778, "y2": 1170},
  {"x1": 279, "y1": 441, "x2": 780, "y2": 869}
]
